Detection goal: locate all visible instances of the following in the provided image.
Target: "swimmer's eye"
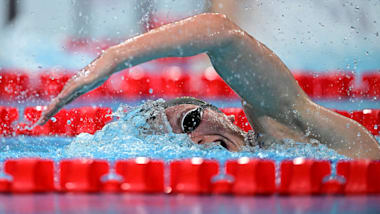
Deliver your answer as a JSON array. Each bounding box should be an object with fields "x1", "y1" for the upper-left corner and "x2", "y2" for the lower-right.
[{"x1": 181, "y1": 107, "x2": 203, "y2": 133}]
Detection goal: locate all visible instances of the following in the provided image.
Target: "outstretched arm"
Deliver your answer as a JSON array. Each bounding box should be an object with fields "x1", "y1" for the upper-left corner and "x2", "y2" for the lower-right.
[
  {"x1": 36, "y1": 13, "x2": 380, "y2": 159},
  {"x1": 37, "y1": 13, "x2": 301, "y2": 125}
]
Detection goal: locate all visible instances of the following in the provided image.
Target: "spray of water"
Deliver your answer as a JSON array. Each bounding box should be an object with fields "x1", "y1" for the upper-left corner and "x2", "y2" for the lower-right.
[
  {"x1": 58, "y1": 99, "x2": 347, "y2": 162},
  {"x1": 0, "y1": 100, "x2": 350, "y2": 163}
]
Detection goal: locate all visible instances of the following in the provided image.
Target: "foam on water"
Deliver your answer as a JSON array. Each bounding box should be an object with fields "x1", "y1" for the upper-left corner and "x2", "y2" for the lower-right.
[{"x1": 0, "y1": 99, "x2": 352, "y2": 163}]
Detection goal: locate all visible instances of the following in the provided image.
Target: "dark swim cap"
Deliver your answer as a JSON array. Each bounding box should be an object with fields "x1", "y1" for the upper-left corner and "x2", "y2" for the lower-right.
[{"x1": 162, "y1": 97, "x2": 222, "y2": 113}]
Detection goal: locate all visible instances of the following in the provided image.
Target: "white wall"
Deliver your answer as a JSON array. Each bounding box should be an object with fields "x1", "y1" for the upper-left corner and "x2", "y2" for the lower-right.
[
  {"x1": 235, "y1": 0, "x2": 380, "y2": 71},
  {"x1": 0, "y1": 0, "x2": 379, "y2": 71}
]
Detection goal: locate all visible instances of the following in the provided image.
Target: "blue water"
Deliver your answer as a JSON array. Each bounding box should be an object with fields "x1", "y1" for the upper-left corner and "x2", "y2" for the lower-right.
[{"x1": 3, "y1": 99, "x2": 375, "y2": 164}]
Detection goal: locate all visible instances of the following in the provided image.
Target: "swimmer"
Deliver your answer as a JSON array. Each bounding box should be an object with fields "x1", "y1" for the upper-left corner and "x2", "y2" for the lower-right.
[{"x1": 36, "y1": 13, "x2": 380, "y2": 159}]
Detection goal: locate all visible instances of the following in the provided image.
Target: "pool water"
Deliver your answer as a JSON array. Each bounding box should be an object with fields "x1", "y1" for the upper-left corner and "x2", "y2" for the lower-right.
[{"x1": 3, "y1": 99, "x2": 379, "y2": 165}]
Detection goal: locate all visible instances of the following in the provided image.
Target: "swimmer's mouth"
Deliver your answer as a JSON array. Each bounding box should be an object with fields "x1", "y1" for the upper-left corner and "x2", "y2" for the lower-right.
[
  {"x1": 215, "y1": 134, "x2": 237, "y2": 151},
  {"x1": 215, "y1": 140, "x2": 228, "y2": 150},
  {"x1": 192, "y1": 134, "x2": 238, "y2": 151}
]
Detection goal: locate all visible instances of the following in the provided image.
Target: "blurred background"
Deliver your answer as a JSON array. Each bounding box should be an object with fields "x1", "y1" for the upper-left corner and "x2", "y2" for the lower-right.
[{"x1": 0, "y1": 0, "x2": 379, "y2": 72}]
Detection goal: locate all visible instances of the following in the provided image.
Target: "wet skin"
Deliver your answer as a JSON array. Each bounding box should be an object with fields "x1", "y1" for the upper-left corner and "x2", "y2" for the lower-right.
[
  {"x1": 165, "y1": 104, "x2": 245, "y2": 151},
  {"x1": 35, "y1": 13, "x2": 380, "y2": 159}
]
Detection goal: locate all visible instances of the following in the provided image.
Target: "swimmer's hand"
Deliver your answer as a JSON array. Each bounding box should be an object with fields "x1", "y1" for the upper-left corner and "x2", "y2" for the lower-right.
[
  {"x1": 35, "y1": 72, "x2": 90, "y2": 126},
  {"x1": 35, "y1": 53, "x2": 116, "y2": 126}
]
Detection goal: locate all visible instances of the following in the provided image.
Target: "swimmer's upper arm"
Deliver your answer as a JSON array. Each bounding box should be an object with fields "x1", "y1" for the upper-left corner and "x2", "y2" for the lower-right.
[
  {"x1": 206, "y1": 25, "x2": 309, "y2": 123},
  {"x1": 297, "y1": 100, "x2": 380, "y2": 159},
  {"x1": 207, "y1": 27, "x2": 380, "y2": 159}
]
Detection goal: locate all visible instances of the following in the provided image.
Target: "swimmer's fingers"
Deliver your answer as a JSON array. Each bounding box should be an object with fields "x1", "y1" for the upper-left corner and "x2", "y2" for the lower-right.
[
  {"x1": 35, "y1": 78, "x2": 86, "y2": 126},
  {"x1": 35, "y1": 55, "x2": 113, "y2": 126},
  {"x1": 34, "y1": 96, "x2": 65, "y2": 126}
]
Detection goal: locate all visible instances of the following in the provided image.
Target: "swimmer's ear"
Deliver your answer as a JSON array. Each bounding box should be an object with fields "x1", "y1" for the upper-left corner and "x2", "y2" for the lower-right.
[{"x1": 227, "y1": 115, "x2": 235, "y2": 123}]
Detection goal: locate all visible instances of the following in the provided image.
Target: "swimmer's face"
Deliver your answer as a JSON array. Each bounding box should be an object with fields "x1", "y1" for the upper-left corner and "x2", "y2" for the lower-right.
[{"x1": 165, "y1": 104, "x2": 246, "y2": 151}]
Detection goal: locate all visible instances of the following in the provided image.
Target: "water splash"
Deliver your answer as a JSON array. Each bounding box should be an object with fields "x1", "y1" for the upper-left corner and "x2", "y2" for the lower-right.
[{"x1": 0, "y1": 100, "x2": 359, "y2": 163}]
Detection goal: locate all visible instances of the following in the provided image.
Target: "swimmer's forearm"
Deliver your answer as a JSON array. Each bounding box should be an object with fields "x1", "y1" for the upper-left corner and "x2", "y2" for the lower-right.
[{"x1": 107, "y1": 13, "x2": 237, "y2": 69}]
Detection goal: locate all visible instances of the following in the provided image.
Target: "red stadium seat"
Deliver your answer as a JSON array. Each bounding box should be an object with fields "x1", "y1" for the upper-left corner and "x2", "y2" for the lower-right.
[
  {"x1": 211, "y1": 179, "x2": 233, "y2": 194},
  {"x1": 159, "y1": 66, "x2": 191, "y2": 97},
  {"x1": 94, "y1": 107, "x2": 113, "y2": 130},
  {"x1": 22, "y1": 106, "x2": 68, "y2": 136},
  {"x1": 60, "y1": 159, "x2": 109, "y2": 192},
  {"x1": 294, "y1": 72, "x2": 354, "y2": 98},
  {"x1": 170, "y1": 158, "x2": 219, "y2": 194},
  {"x1": 105, "y1": 68, "x2": 154, "y2": 98},
  {"x1": 67, "y1": 107, "x2": 112, "y2": 136},
  {"x1": 15, "y1": 122, "x2": 49, "y2": 136},
  {"x1": 69, "y1": 107, "x2": 98, "y2": 135},
  {"x1": 334, "y1": 109, "x2": 379, "y2": 135},
  {"x1": 201, "y1": 67, "x2": 237, "y2": 99},
  {"x1": 0, "y1": 106, "x2": 18, "y2": 136},
  {"x1": 362, "y1": 72, "x2": 380, "y2": 98},
  {"x1": 362, "y1": 109, "x2": 380, "y2": 135},
  {"x1": 115, "y1": 158, "x2": 164, "y2": 193},
  {"x1": 101, "y1": 180, "x2": 121, "y2": 193},
  {"x1": 81, "y1": 84, "x2": 108, "y2": 100},
  {"x1": 226, "y1": 158, "x2": 276, "y2": 195},
  {"x1": 18, "y1": 106, "x2": 111, "y2": 136},
  {"x1": 0, "y1": 179, "x2": 10, "y2": 193},
  {"x1": 221, "y1": 108, "x2": 252, "y2": 132},
  {"x1": 0, "y1": 70, "x2": 29, "y2": 100},
  {"x1": 333, "y1": 110, "x2": 351, "y2": 118},
  {"x1": 103, "y1": 71, "x2": 127, "y2": 97},
  {"x1": 39, "y1": 72, "x2": 72, "y2": 99},
  {"x1": 321, "y1": 179, "x2": 345, "y2": 194},
  {"x1": 319, "y1": 72, "x2": 354, "y2": 98},
  {"x1": 367, "y1": 161, "x2": 380, "y2": 194},
  {"x1": 293, "y1": 72, "x2": 316, "y2": 97},
  {"x1": 336, "y1": 160, "x2": 380, "y2": 194},
  {"x1": 125, "y1": 68, "x2": 153, "y2": 98},
  {"x1": 4, "y1": 159, "x2": 55, "y2": 193},
  {"x1": 185, "y1": 73, "x2": 207, "y2": 97},
  {"x1": 351, "y1": 111, "x2": 364, "y2": 125},
  {"x1": 279, "y1": 158, "x2": 331, "y2": 194}
]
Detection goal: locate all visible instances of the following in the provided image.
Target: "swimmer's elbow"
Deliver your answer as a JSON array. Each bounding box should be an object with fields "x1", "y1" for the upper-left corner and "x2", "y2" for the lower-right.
[
  {"x1": 197, "y1": 13, "x2": 231, "y2": 24},
  {"x1": 196, "y1": 13, "x2": 245, "y2": 48},
  {"x1": 200, "y1": 13, "x2": 239, "y2": 33}
]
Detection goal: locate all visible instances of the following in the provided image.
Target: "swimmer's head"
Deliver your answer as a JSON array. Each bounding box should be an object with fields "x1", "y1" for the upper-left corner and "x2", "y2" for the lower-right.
[{"x1": 162, "y1": 97, "x2": 248, "y2": 151}]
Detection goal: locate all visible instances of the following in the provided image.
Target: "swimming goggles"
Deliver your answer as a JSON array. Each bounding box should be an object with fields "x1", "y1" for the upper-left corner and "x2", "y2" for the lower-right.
[{"x1": 181, "y1": 107, "x2": 203, "y2": 133}]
